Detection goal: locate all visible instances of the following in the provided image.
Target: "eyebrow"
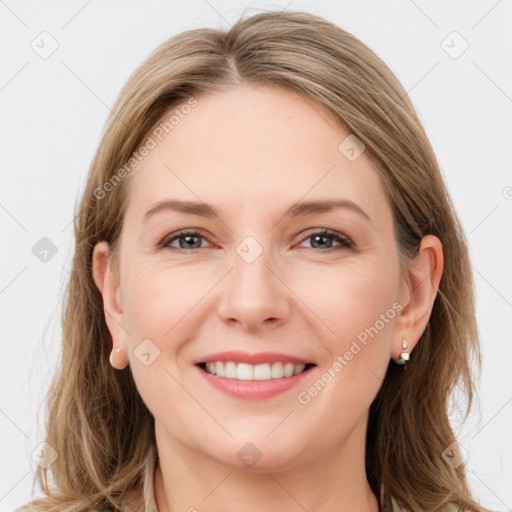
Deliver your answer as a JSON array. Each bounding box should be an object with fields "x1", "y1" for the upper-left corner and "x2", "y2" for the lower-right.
[{"x1": 143, "y1": 198, "x2": 372, "y2": 223}]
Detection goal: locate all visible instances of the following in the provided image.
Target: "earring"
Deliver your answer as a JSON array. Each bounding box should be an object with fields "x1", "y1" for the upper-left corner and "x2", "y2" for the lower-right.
[{"x1": 394, "y1": 339, "x2": 410, "y2": 367}]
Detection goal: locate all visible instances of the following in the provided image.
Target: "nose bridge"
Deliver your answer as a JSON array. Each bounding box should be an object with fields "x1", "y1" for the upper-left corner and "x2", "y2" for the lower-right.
[{"x1": 217, "y1": 232, "x2": 290, "y2": 329}]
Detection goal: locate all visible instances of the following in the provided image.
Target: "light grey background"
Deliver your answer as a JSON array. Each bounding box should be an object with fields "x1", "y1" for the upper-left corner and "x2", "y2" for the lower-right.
[{"x1": 1, "y1": 1, "x2": 511, "y2": 510}]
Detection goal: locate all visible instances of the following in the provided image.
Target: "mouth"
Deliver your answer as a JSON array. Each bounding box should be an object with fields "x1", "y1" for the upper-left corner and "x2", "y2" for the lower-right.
[{"x1": 196, "y1": 361, "x2": 317, "y2": 381}]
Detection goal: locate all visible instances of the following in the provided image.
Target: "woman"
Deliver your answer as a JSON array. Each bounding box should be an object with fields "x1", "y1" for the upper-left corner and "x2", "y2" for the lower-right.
[{"x1": 16, "y1": 10, "x2": 491, "y2": 512}]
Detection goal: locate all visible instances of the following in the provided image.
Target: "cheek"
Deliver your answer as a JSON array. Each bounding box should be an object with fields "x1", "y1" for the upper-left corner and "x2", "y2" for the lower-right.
[
  {"x1": 298, "y1": 258, "x2": 399, "y2": 413},
  {"x1": 119, "y1": 262, "x2": 208, "y2": 414},
  {"x1": 293, "y1": 264, "x2": 398, "y2": 423},
  {"x1": 120, "y1": 258, "x2": 213, "y2": 338},
  {"x1": 293, "y1": 259, "x2": 398, "y2": 346}
]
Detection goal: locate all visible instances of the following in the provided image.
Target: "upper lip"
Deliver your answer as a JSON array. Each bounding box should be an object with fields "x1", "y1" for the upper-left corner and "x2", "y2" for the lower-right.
[{"x1": 194, "y1": 351, "x2": 315, "y2": 366}]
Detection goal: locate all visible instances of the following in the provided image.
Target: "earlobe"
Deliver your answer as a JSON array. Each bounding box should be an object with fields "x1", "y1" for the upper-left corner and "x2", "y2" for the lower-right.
[{"x1": 109, "y1": 345, "x2": 129, "y2": 370}]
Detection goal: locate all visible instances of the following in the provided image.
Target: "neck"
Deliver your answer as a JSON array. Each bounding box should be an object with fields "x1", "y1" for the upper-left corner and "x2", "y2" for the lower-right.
[{"x1": 153, "y1": 419, "x2": 379, "y2": 512}]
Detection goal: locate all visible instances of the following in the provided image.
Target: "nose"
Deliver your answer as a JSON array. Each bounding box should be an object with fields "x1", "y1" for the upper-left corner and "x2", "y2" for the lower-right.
[{"x1": 217, "y1": 247, "x2": 291, "y2": 333}]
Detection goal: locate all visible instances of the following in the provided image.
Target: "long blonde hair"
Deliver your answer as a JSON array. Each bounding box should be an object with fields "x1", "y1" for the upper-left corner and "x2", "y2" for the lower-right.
[{"x1": 19, "y1": 10, "x2": 490, "y2": 512}]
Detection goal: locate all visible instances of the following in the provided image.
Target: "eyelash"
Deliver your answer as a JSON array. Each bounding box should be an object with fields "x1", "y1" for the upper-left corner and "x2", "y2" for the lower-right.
[{"x1": 158, "y1": 229, "x2": 354, "y2": 253}]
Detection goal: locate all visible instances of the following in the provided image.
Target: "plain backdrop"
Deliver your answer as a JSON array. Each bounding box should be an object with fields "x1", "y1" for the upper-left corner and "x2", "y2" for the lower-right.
[{"x1": 1, "y1": 1, "x2": 511, "y2": 511}]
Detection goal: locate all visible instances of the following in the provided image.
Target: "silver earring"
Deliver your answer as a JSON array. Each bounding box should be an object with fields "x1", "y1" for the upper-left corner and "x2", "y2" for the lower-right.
[{"x1": 394, "y1": 339, "x2": 410, "y2": 366}]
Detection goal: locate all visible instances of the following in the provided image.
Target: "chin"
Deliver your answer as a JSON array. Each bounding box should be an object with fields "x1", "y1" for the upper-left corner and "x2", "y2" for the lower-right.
[{"x1": 202, "y1": 429, "x2": 310, "y2": 472}]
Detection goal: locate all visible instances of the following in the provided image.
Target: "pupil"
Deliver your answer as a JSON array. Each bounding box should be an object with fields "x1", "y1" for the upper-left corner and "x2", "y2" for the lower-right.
[
  {"x1": 312, "y1": 235, "x2": 331, "y2": 249},
  {"x1": 181, "y1": 235, "x2": 201, "y2": 249}
]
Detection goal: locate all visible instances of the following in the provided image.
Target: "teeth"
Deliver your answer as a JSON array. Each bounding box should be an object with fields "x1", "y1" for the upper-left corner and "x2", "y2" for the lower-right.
[{"x1": 203, "y1": 361, "x2": 307, "y2": 380}]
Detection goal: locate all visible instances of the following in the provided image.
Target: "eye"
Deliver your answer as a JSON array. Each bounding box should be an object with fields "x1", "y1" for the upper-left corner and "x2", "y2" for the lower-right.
[
  {"x1": 159, "y1": 229, "x2": 354, "y2": 252},
  {"x1": 160, "y1": 230, "x2": 211, "y2": 251},
  {"x1": 297, "y1": 229, "x2": 354, "y2": 251}
]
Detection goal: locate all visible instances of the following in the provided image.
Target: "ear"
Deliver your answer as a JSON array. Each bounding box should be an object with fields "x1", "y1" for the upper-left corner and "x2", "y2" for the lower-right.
[
  {"x1": 392, "y1": 234, "x2": 444, "y2": 359},
  {"x1": 92, "y1": 241, "x2": 129, "y2": 370}
]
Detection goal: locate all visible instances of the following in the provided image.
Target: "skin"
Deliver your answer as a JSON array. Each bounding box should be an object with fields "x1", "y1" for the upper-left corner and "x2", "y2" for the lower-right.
[{"x1": 92, "y1": 84, "x2": 443, "y2": 512}]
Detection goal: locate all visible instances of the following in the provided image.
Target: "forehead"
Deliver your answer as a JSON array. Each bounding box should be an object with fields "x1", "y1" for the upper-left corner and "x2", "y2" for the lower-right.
[{"x1": 124, "y1": 84, "x2": 391, "y2": 226}]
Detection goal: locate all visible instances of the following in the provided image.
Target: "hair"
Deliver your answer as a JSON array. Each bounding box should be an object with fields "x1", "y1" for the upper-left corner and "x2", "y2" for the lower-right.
[{"x1": 17, "y1": 9, "x2": 491, "y2": 512}]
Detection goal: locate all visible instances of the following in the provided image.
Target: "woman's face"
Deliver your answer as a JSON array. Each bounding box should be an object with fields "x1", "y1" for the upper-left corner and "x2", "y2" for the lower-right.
[{"x1": 100, "y1": 84, "x2": 417, "y2": 470}]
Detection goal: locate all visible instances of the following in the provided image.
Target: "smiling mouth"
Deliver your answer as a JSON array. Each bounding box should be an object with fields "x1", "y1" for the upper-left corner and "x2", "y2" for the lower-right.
[{"x1": 196, "y1": 361, "x2": 316, "y2": 381}]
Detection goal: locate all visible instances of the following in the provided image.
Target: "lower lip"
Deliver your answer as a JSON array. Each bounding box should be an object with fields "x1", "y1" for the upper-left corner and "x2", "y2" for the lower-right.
[{"x1": 195, "y1": 365, "x2": 315, "y2": 400}]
